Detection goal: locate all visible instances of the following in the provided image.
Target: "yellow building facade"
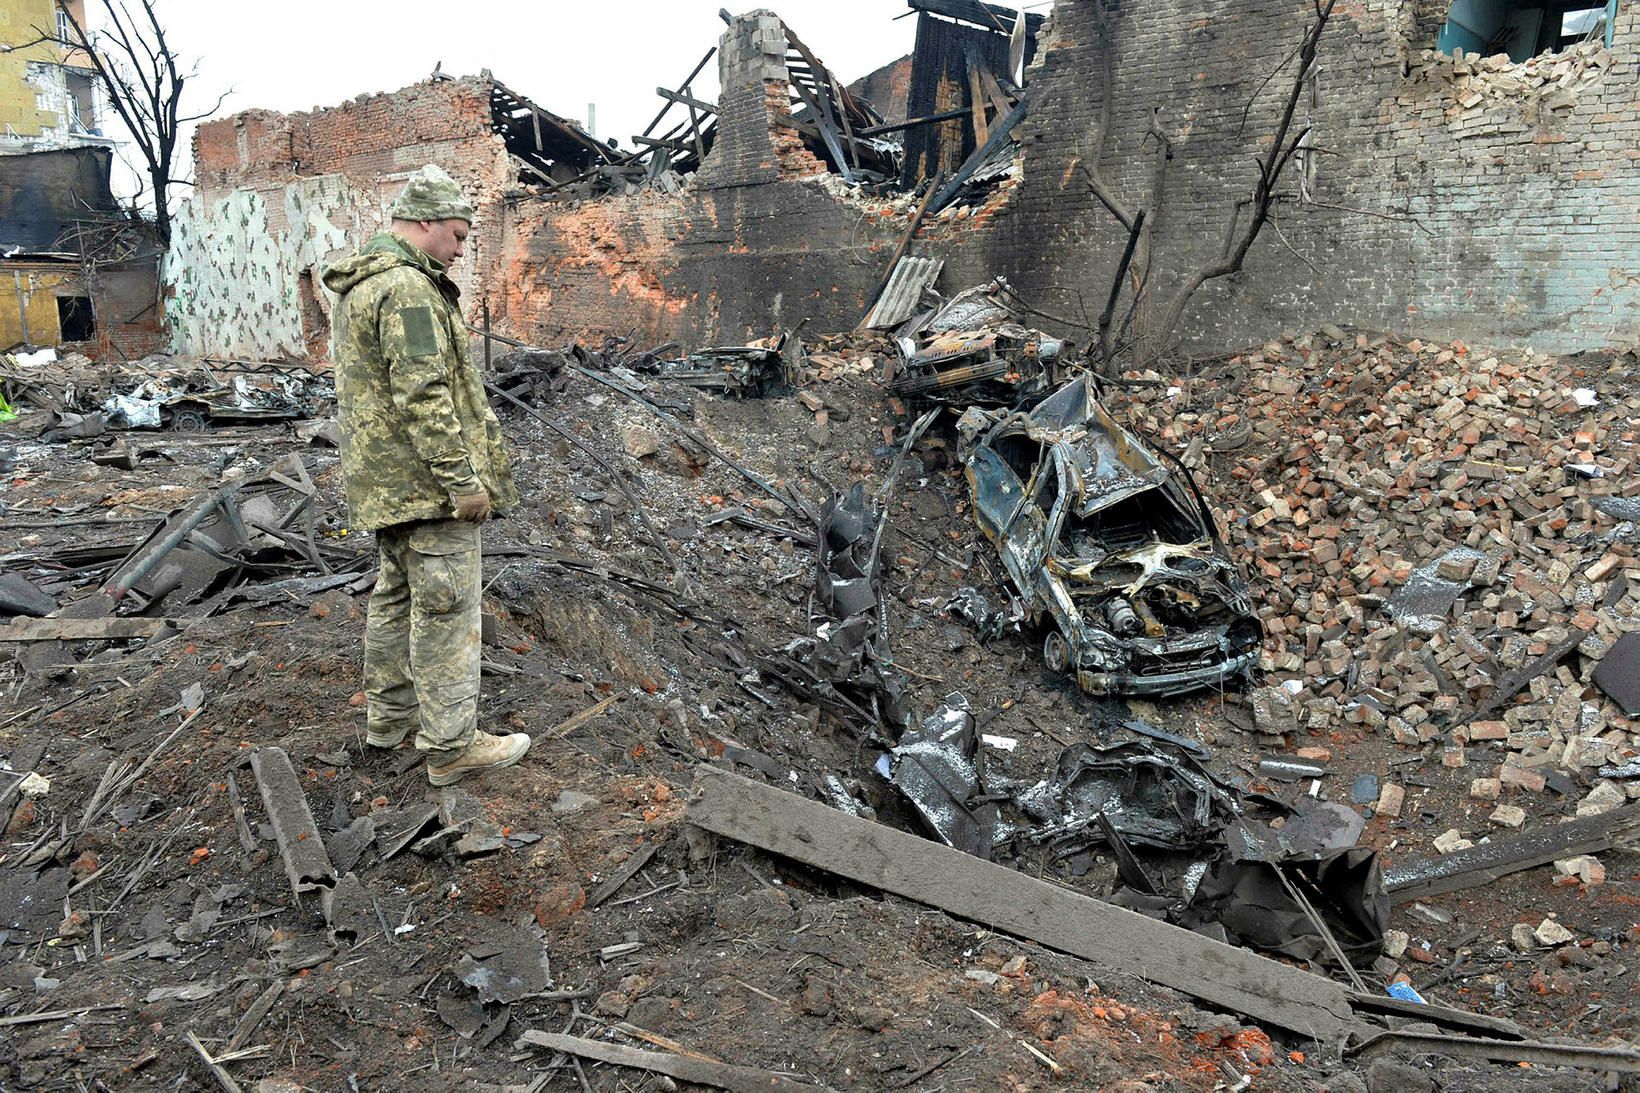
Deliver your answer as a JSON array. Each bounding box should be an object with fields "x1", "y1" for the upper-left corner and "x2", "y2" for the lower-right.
[
  {"x1": 0, "y1": 262, "x2": 76, "y2": 347},
  {"x1": 0, "y1": 1, "x2": 93, "y2": 146}
]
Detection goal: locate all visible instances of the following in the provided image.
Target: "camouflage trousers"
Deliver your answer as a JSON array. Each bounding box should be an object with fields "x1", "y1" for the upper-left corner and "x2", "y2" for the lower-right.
[{"x1": 364, "y1": 518, "x2": 482, "y2": 759}]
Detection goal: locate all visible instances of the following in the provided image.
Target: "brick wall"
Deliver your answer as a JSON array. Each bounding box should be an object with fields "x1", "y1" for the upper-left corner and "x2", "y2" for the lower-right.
[
  {"x1": 167, "y1": 4, "x2": 1640, "y2": 361},
  {"x1": 922, "y1": 0, "x2": 1640, "y2": 353},
  {"x1": 848, "y1": 55, "x2": 913, "y2": 124},
  {"x1": 170, "y1": 77, "x2": 516, "y2": 360},
  {"x1": 499, "y1": 10, "x2": 904, "y2": 349}
]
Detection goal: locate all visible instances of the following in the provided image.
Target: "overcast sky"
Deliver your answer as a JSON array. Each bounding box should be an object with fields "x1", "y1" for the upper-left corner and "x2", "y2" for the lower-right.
[{"x1": 97, "y1": 0, "x2": 991, "y2": 204}]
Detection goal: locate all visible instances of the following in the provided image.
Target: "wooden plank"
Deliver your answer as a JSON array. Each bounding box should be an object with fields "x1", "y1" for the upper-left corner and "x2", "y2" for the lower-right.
[
  {"x1": 0, "y1": 617, "x2": 174, "y2": 641},
  {"x1": 655, "y1": 86, "x2": 718, "y2": 116},
  {"x1": 633, "y1": 135, "x2": 691, "y2": 150},
  {"x1": 966, "y1": 59, "x2": 989, "y2": 146},
  {"x1": 588, "y1": 839, "x2": 659, "y2": 907},
  {"x1": 688, "y1": 766, "x2": 1359, "y2": 1040},
  {"x1": 519, "y1": 1031, "x2": 831, "y2": 1092},
  {"x1": 857, "y1": 108, "x2": 971, "y2": 138},
  {"x1": 975, "y1": 62, "x2": 1015, "y2": 118},
  {"x1": 926, "y1": 92, "x2": 1029, "y2": 214},
  {"x1": 1383, "y1": 803, "x2": 1640, "y2": 902},
  {"x1": 783, "y1": 28, "x2": 859, "y2": 171},
  {"x1": 787, "y1": 80, "x2": 853, "y2": 183},
  {"x1": 639, "y1": 47, "x2": 716, "y2": 139}
]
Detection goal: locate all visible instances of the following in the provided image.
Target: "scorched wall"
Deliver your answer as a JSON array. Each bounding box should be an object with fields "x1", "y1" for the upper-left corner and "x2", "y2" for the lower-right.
[
  {"x1": 165, "y1": 4, "x2": 1639, "y2": 361},
  {"x1": 923, "y1": 0, "x2": 1640, "y2": 353},
  {"x1": 496, "y1": 11, "x2": 904, "y2": 349}
]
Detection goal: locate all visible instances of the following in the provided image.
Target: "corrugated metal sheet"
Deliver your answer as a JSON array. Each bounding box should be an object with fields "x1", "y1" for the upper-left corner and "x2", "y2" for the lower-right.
[{"x1": 863, "y1": 255, "x2": 944, "y2": 329}]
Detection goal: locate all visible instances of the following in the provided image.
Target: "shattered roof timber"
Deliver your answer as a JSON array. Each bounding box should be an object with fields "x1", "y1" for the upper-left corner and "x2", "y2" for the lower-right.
[
  {"x1": 781, "y1": 24, "x2": 893, "y2": 182},
  {"x1": 908, "y1": 0, "x2": 1045, "y2": 34},
  {"x1": 489, "y1": 78, "x2": 621, "y2": 183},
  {"x1": 901, "y1": 0, "x2": 1034, "y2": 190}
]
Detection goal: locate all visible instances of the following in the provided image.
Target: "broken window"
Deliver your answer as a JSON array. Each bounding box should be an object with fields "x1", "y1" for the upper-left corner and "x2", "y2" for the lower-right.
[
  {"x1": 1437, "y1": 0, "x2": 1616, "y2": 61},
  {"x1": 65, "y1": 70, "x2": 96, "y2": 133},
  {"x1": 57, "y1": 295, "x2": 94, "y2": 341}
]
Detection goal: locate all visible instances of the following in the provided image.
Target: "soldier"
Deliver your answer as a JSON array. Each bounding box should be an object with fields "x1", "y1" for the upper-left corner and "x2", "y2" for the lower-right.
[{"x1": 323, "y1": 165, "x2": 530, "y2": 786}]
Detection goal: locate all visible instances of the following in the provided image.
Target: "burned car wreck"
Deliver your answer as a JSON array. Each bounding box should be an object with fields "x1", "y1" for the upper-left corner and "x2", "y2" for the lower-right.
[{"x1": 957, "y1": 375, "x2": 1261, "y2": 696}]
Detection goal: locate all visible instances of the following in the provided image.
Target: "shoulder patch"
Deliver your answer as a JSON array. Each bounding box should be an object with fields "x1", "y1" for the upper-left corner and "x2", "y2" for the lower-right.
[{"x1": 400, "y1": 306, "x2": 439, "y2": 357}]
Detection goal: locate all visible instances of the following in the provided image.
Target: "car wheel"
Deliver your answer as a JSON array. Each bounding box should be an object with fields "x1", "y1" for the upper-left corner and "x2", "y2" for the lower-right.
[
  {"x1": 1043, "y1": 630, "x2": 1071, "y2": 675},
  {"x1": 170, "y1": 407, "x2": 209, "y2": 432}
]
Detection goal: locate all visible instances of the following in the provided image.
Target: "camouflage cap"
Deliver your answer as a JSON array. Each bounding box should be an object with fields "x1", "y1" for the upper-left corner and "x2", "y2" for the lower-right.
[{"x1": 390, "y1": 165, "x2": 475, "y2": 224}]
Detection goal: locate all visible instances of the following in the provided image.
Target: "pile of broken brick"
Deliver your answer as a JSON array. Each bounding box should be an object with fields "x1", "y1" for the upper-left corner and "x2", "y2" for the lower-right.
[{"x1": 1117, "y1": 330, "x2": 1637, "y2": 841}]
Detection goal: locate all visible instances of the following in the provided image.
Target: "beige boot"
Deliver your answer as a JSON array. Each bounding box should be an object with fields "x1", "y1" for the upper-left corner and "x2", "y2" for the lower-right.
[{"x1": 426, "y1": 730, "x2": 532, "y2": 786}]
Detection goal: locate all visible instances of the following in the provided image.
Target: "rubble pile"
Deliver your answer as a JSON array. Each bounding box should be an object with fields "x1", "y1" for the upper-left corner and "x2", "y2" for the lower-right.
[
  {"x1": 4, "y1": 318, "x2": 1639, "y2": 1087},
  {"x1": 1422, "y1": 37, "x2": 1614, "y2": 114},
  {"x1": 1117, "y1": 332, "x2": 1637, "y2": 824},
  {"x1": 2, "y1": 350, "x2": 332, "y2": 436}
]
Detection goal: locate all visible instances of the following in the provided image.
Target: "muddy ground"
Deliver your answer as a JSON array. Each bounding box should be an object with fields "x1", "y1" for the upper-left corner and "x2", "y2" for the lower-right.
[{"x1": 0, "y1": 334, "x2": 1635, "y2": 1091}]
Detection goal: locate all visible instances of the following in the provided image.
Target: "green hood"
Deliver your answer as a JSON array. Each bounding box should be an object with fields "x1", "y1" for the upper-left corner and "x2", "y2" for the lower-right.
[{"x1": 321, "y1": 232, "x2": 455, "y2": 298}]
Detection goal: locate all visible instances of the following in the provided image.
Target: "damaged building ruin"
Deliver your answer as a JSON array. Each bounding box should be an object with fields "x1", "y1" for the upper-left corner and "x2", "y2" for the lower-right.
[{"x1": 166, "y1": 0, "x2": 1639, "y2": 362}]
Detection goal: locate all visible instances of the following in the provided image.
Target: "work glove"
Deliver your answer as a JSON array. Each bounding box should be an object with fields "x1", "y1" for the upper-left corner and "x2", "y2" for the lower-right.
[{"x1": 451, "y1": 489, "x2": 492, "y2": 523}]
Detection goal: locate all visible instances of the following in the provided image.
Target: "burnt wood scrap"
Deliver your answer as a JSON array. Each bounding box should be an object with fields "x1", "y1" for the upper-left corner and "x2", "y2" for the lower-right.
[
  {"x1": 521, "y1": 1030, "x2": 836, "y2": 1092},
  {"x1": 1381, "y1": 803, "x2": 1640, "y2": 903},
  {"x1": 899, "y1": 0, "x2": 1037, "y2": 201},
  {"x1": 689, "y1": 766, "x2": 1640, "y2": 1074}
]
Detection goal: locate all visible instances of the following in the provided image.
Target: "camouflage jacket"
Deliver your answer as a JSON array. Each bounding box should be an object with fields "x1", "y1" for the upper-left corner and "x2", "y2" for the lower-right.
[{"x1": 323, "y1": 232, "x2": 518, "y2": 532}]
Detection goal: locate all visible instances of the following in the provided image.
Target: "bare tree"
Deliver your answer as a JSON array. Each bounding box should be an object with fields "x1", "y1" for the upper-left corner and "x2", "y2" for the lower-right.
[
  {"x1": 14, "y1": 1, "x2": 226, "y2": 245},
  {"x1": 1079, "y1": 0, "x2": 1337, "y2": 371}
]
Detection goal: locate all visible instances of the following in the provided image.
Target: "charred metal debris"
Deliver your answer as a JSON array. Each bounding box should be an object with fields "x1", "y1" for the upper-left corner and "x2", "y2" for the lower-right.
[{"x1": 3, "y1": 352, "x2": 331, "y2": 441}]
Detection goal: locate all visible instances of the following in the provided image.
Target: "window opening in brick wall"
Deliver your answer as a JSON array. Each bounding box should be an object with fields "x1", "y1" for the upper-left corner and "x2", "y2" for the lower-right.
[
  {"x1": 296, "y1": 269, "x2": 329, "y2": 361},
  {"x1": 57, "y1": 295, "x2": 94, "y2": 341},
  {"x1": 1437, "y1": 1, "x2": 1616, "y2": 61}
]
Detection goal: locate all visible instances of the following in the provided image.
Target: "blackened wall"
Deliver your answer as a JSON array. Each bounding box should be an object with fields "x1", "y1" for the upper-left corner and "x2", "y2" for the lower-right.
[
  {"x1": 179, "y1": 4, "x2": 1640, "y2": 360},
  {"x1": 922, "y1": 0, "x2": 1640, "y2": 353},
  {"x1": 0, "y1": 146, "x2": 114, "y2": 252},
  {"x1": 500, "y1": 10, "x2": 906, "y2": 349},
  {"x1": 511, "y1": 2, "x2": 1640, "y2": 355}
]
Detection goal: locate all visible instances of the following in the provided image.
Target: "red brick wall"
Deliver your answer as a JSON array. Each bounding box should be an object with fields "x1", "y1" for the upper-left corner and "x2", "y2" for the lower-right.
[{"x1": 177, "y1": 77, "x2": 520, "y2": 359}]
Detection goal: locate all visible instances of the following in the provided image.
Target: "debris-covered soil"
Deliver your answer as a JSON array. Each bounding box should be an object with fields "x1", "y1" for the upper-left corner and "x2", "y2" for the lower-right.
[{"x1": 0, "y1": 328, "x2": 1636, "y2": 1091}]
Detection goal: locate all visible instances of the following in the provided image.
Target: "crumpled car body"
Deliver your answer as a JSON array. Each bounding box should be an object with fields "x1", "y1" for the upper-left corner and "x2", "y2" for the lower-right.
[
  {"x1": 958, "y1": 375, "x2": 1261, "y2": 697},
  {"x1": 105, "y1": 370, "x2": 330, "y2": 431}
]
